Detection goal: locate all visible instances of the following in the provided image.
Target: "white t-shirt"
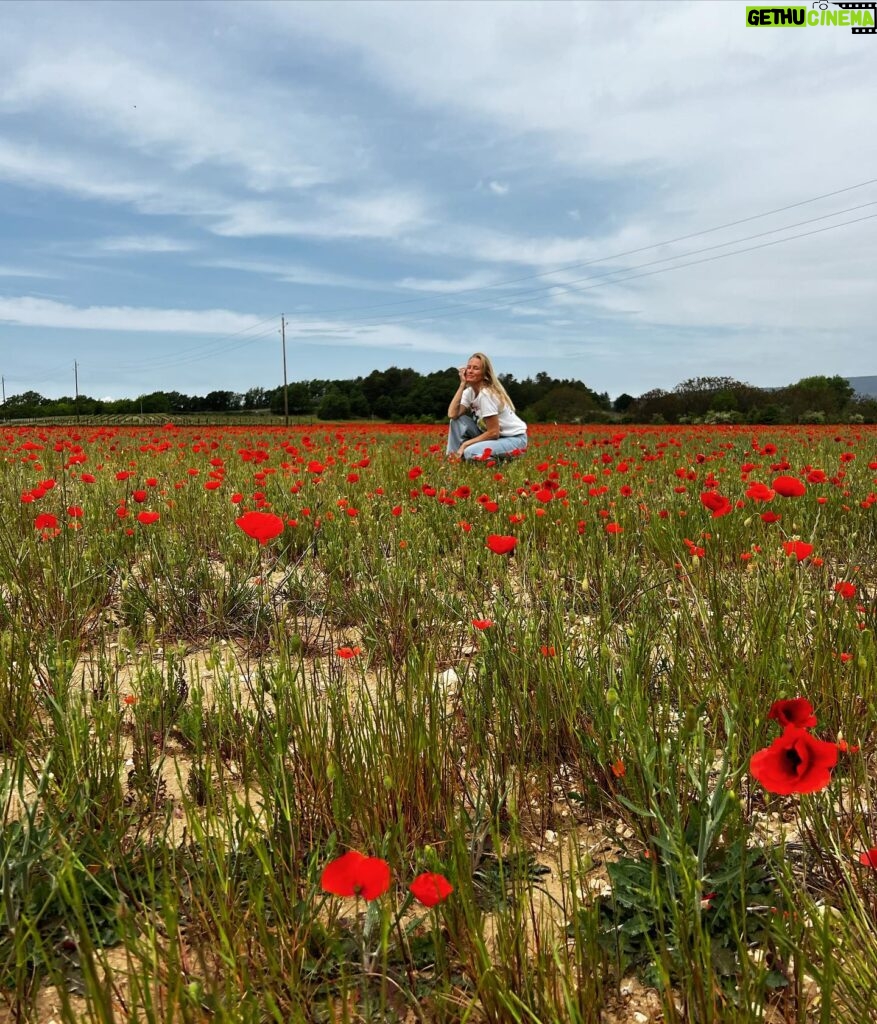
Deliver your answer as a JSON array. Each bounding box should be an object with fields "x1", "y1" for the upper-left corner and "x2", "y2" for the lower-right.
[{"x1": 462, "y1": 387, "x2": 527, "y2": 437}]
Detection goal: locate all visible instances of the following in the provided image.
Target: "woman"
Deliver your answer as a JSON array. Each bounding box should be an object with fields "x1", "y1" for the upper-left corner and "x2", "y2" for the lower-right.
[{"x1": 447, "y1": 352, "x2": 528, "y2": 461}]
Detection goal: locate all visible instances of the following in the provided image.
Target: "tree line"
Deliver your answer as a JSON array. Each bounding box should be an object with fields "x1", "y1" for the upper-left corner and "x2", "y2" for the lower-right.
[{"x1": 2, "y1": 369, "x2": 875, "y2": 424}]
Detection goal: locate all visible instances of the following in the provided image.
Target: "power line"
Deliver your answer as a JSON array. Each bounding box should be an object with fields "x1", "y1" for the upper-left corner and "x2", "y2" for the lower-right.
[
  {"x1": 320, "y1": 201, "x2": 877, "y2": 328},
  {"x1": 274, "y1": 174, "x2": 877, "y2": 318}
]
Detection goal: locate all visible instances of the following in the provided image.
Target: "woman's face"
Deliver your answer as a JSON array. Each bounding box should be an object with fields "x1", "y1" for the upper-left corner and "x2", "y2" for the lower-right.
[{"x1": 464, "y1": 356, "x2": 485, "y2": 387}]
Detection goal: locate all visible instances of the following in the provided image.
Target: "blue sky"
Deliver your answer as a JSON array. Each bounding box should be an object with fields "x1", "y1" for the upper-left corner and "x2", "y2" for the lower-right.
[{"x1": 1, "y1": 0, "x2": 875, "y2": 402}]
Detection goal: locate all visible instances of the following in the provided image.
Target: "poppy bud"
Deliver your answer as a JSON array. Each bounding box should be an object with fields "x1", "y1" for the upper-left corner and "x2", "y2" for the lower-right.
[
  {"x1": 606, "y1": 687, "x2": 619, "y2": 706},
  {"x1": 858, "y1": 656, "x2": 868, "y2": 671}
]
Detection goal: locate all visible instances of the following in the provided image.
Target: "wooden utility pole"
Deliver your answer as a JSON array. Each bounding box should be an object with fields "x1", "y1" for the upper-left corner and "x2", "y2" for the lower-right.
[
  {"x1": 74, "y1": 361, "x2": 79, "y2": 424},
  {"x1": 281, "y1": 315, "x2": 289, "y2": 427}
]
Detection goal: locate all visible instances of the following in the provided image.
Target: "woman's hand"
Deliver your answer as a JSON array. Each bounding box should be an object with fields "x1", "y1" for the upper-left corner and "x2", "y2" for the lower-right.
[{"x1": 458, "y1": 365, "x2": 467, "y2": 384}]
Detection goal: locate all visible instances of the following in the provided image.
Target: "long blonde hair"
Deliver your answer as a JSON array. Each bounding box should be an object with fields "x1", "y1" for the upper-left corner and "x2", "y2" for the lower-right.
[{"x1": 471, "y1": 352, "x2": 516, "y2": 412}]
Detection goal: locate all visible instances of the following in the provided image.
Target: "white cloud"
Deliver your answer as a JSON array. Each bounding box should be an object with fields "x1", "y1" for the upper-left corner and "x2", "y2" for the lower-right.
[
  {"x1": 97, "y1": 235, "x2": 195, "y2": 253},
  {"x1": 396, "y1": 270, "x2": 504, "y2": 293},
  {"x1": 0, "y1": 296, "x2": 267, "y2": 334},
  {"x1": 0, "y1": 264, "x2": 57, "y2": 278},
  {"x1": 488, "y1": 180, "x2": 509, "y2": 196}
]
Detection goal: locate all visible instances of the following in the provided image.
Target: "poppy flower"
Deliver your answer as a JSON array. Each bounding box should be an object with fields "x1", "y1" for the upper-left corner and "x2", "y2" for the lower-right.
[
  {"x1": 486, "y1": 534, "x2": 517, "y2": 555},
  {"x1": 745, "y1": 482, "x2": 775, "y2": 502},
  {"x1": 782, "y1": 540, "x2": 813, "y2": 562},
  {"x1": 336, "y1": 646, "x2": 362, "y2": 659},
  {"x1": 767, "y1": 697, "x2": 817, "y2": 730},
  {"x1": 834, "y1": 581, "x2": 856, "y2": 600},
  {"x1": 858, "y1": 848, "x2": 877, "y2": 868},
  {"x1": 750, "y1": 727, "x2": 837, "y2": 795},
  {"x1": 700, "y1": 491, "x2": 733, "y2": 518},
  {"x1": 472, "y1": 619, "x2": 493, "y2": 630},
  {"x1": 34, "y1": 513, "x2": 59, "y2": 531},
  {"x1": 605, "y1": 522, "x2": 623, "y2": 535},
  {"x1": 136, "y1": 511, "x2": 160, "y2": 525},
  {"x1": 409, "y1": 872, "x2": 453, "y2": 907},
  {"x1": 320, "y1": 851, "x2": 391, "y2": 901},
  {"x1": 772, "y1": 476, "x2": 806, "y2": 498},
  {"x1": 235, "y1": 511, "x2": 285, "y2": 545}
]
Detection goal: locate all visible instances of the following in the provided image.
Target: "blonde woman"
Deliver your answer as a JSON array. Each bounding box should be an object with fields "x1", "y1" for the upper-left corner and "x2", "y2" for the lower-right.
[{"x1": 447, "y1": 352, "x2": 528, "y2": 461}]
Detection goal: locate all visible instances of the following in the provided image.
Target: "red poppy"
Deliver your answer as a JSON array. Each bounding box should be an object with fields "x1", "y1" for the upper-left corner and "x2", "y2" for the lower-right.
[
  {"x1": 745, "y1": 482, "x2": 775, "y2": 502},
  {"x1": 750, "y1": 727, "x2": 837, "y2": 795},
  {"x1": 700, "y1": 491, "x2": 733, "y2": 517},
  {"x1": 782, "y1": 540, "x2": 813, "y2": 562},
  {"x1": 472, "y1": 619, "x2": 493, "y2": 630},
  {"x1": 761, "y1": 511, "x2": 782, "y2": 524},
  {"x1": 605, "y1": 522, "x2": 623, "y2": 534},
  {"x1": 772, "y1": 476, "x2": 806, "y2": 498},
  {"x1": 834, "y1": 581, "x2": 856, "y2": 600},
  {"x1": 34, "y1": 513, "x2": 58, "y2": 531},
  {"x1": 235, "y1": 511, "x2": 285, "y2": 545},
  {"x1": 409, "y1": 872, "x2": 453, "y2": 907},
  {"x1": 136, "y1": 511, "x2": 160, "y2": 525},
  {"x1": 132, "y1": 489, "x2": 148, "y2": 503},
  {"x1": 336, "y1": 646, "x2": 362, "y2": 659},
  {"x1": 320, "y1": 851, "x2": 391, "y2": 901},
  {"x1": 858, "y1": 848, "x2": 877, "y2": 868},
  {"x1": 767, "y1": 698, "x2": 817, "y2": 730},
  {"x1": 486, "y1": 534, "x2": 517, "y2": 555}
]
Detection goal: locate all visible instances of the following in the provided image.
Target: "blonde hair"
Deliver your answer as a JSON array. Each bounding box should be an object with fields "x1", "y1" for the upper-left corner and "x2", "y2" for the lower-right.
[{"x1": 470, "y1": 352, "x2": 516, "y2": 412}]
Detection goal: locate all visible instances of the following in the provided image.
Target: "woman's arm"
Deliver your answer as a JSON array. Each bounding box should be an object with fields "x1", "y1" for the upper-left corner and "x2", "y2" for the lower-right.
[
  {"x1": 448, "y1": 367, "x2": 469, "y2": 418},
  {"x1": 456, "y1": 414, "x2": 500, "y2": 456}
]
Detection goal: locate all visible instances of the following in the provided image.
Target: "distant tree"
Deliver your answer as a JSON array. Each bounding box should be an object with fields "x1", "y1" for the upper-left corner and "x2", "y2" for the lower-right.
[
  {"x1": 613, "y1": 393, "x2": 635, "y2": 413},
  {"x1": 524, "y1": 385, "x2": 602, "y2": 424},
  {"x1": 317, "y1": 388, "x2": 351, "y2": 420},
  {"x1": 203, "y1": 390, "x2": 242, "y2": 413},
  {"x1": 243, "y1": 387, "x2": 271, "y2": 410}
]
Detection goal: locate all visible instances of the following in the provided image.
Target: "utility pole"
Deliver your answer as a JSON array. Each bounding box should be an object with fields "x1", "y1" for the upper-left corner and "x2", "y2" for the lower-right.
[
  {"x1": 74, "y1": 360, "x2": 79, "y2": 424},
  {"x1": 281, "y1": 315, "x2": 289, "y2": 428}
]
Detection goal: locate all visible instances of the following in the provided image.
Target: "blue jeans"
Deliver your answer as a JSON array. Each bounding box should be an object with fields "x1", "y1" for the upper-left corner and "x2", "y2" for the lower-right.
[{"x1": 447, "y1": 414, "x2": 528, "y2": 461}]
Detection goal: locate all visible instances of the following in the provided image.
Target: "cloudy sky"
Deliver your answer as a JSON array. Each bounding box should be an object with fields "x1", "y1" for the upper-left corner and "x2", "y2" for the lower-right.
[{"x1": 1, "y1": 0, "x2": 875, "y2": 402}]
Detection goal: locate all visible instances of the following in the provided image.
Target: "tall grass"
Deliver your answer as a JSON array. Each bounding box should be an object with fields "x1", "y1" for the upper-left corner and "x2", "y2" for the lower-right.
[{"x1": 1, "y1": 421, "x2": 876, "y2": 1021}]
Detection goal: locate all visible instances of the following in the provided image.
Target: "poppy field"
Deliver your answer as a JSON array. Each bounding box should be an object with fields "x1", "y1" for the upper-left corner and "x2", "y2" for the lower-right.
[{"x1": 2, "y1": 420, "x2": 877, "y2": 1023}]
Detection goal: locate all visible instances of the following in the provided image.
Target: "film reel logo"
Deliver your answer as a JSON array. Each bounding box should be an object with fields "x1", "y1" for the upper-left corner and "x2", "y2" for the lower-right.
[{"x1": 819, "y1": 1, "x2": 877, "y2": 33}]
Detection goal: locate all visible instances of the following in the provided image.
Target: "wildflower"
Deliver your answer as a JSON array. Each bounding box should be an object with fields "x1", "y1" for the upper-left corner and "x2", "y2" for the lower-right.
[
  {"x1": 337, "y1": 646, "x2": 362, "y2": 659},
  {"x1": 321, "y1": 851, "x2": 391, "y2": 901},
  {"x1": 700, "y1": 491, "x2": 733, "y2": 518},
  {"x1": 745, "y1": 482, "x2": 775, "y2": 502},
  {"x1": 859, "y1": 849, "x2": 877, "y2": 868},
  {"x1": 136, "y1": 511, "x2": 160, "y2": 525},
  {"x1": 782, "y1": 540, "x2": 813, "y2": 562},
  {"x1": 834, "y1": 581, "x2": 856, "y2": 600},
  {"x1": 34, "y1": 513, "x2": 59, "y2": 531},
  {"x1": 610, "y1": 758, "x2": 626, "y2": 778},
  {"x1": 750, "y1": 727, "x2": 837, "y2": 795},
  {"x1": 472, "y1": 619, "x2": 493, "y2": 630},
  {"x1": 772, "y1": 475, "x2": 806, "y2": 498},
  {"x1": 767, "y1": 698, "x2": 817, "y2": 730},
  {"x1": 235, "y1": 510, "x2": 285, "y2": 545},
  {"x1": 486, "y1": 534, "x2": 517, "y2": 555},
  {"x1": 409, "y1": 872, "x2": 454, "y2": 907}
]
